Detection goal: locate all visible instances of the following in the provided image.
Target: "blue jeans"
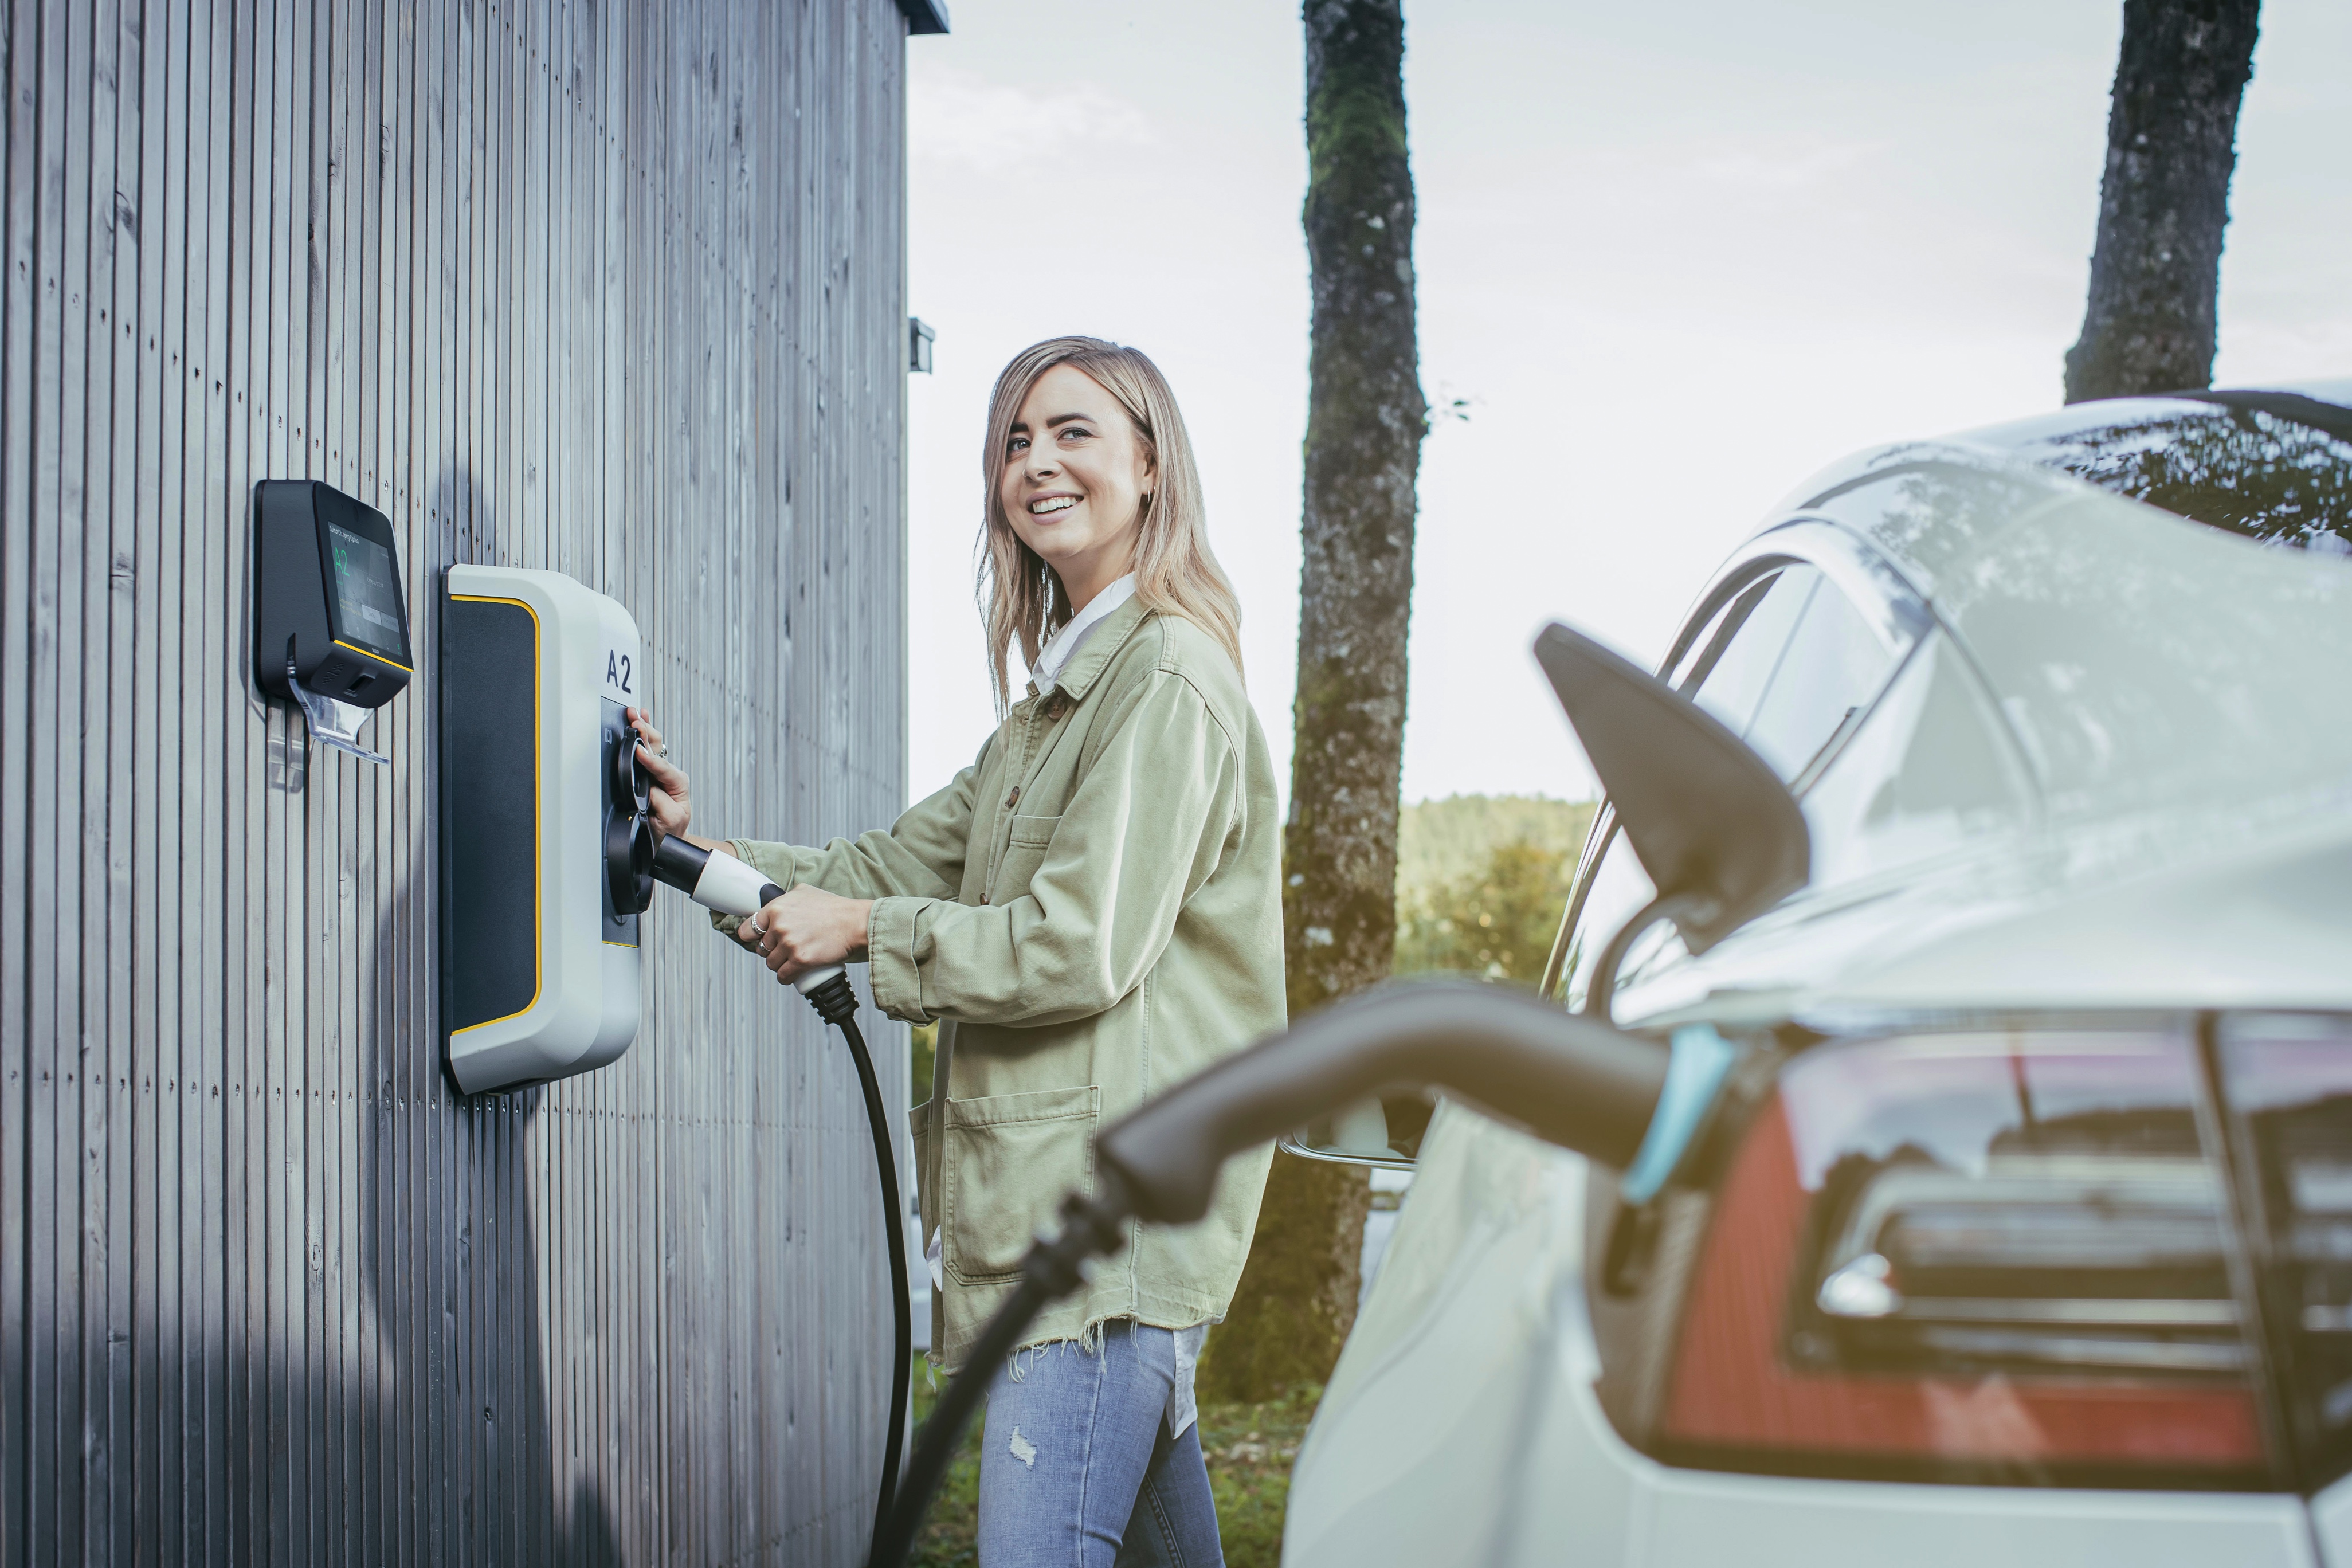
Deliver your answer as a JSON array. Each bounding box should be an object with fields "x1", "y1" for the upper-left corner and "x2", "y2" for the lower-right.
[{"x1": 977, "y1": 1321, "x2": 1225, "y2": 1568}]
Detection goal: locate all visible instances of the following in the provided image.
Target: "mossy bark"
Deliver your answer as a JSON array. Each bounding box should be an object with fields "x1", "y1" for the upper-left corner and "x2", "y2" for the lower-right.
[
  {"x1": 1203, "y1": 0, "x2": 1423, "y2": 1404},
  {"x1": 2064, "y1": 0, "x2": 2261, "y2": 403}
]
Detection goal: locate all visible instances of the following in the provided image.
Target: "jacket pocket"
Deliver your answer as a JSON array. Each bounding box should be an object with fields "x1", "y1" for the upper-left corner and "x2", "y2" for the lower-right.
[
  {"x1": 941, "y1": 1083, "x2": 1100, "y2": 1285},
  {"x1": 988, "y1": 811, "x2": 1063, "y2": 906}
]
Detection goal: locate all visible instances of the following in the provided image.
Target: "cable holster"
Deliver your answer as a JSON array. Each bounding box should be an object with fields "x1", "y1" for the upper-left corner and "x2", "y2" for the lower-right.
[{"x1": 801, "y1": 970, "x2": 861, "y2": 1029}]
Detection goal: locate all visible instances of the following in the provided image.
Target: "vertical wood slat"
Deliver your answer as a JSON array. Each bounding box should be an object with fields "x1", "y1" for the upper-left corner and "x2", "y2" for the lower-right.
[
  {"x1": 2, "y1": 2, "x2": 914, "y2": 1562},
  {"x1": 0, "y1": 0, "x2": 38, "y2": 1559},
  {"x1": 96, "y1": 1, "x2": 135, "y2": 1561},
  {"x1": 49, "y1": 0, "x2": 89, "y2": 1547},
  {"x1": 128, "y1": 2, "x2": 177, "y2": 1561},
  {"x1": 193, "y1": 0, "x2": 231, "y2": 1557}
]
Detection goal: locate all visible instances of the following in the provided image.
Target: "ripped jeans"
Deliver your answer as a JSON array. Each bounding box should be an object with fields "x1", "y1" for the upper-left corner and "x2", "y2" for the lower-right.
[{"x1": 977, "y1": 1320, "x2": 1224, "y2": 1568}]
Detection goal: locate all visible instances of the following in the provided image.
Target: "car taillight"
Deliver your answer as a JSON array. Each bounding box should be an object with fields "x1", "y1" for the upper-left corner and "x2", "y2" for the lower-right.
[{"x1": 1659, "y1": 1028, "x2": 2271, "y2": 1486}]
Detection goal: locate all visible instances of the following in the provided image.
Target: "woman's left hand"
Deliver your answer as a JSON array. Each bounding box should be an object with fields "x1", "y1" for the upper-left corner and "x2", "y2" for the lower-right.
[
  {"x1": 739, "y1": 885, "x2": 874, "y2": 985},
  {"x1": 626, "y1": 707, "x2": 691, "y2": 841}
]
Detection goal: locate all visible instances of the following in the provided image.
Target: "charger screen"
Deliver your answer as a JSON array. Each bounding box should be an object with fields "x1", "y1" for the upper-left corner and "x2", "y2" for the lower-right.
[{"x1": 328, "y1": 521, "x2": 405, "y2": 658}]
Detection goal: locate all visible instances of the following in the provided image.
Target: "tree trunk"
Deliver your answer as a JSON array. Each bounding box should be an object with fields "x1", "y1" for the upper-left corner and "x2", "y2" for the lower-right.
[
  {"x1": 2063, "y1": 0, "x2": 2261, "y2": 403},
  {"x1": 1201, "y1": 0, "x2": 1424, "y2": 1404}
]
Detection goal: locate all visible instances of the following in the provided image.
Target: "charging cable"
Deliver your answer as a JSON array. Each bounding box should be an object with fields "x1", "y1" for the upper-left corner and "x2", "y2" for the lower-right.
[
  {"x1": 866, "y1": 980, "x2": 1681, "y2": 1568},
  {"x1": 650, "y1": 835, "x2": 912, "y2": 1562}
]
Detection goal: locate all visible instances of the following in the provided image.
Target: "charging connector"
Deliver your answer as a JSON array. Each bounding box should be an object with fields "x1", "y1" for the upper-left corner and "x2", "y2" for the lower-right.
[{"x1": 652, "y1": 833, "x2": 784, "y2": 918}]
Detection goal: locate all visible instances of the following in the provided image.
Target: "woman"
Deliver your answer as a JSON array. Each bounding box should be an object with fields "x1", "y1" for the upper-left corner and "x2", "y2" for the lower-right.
[{"x1": 630, "y1": 336, "x2": 1284, "y2": 1567}]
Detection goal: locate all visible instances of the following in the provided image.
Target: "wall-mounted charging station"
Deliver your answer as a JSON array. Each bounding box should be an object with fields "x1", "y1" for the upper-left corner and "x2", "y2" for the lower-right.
[
  {"x1": 440, "y1": 565, "x2": 649, "y2": 1095},
  {"x1": 253, "y1": 480, "x2": 413, "y2": 764}
]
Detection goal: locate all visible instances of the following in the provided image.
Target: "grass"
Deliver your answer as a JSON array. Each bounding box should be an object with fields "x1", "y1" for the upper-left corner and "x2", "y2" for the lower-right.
[
  {"x1": 905, "y1": 1354, "x2": 1322, "y2": 1568},
  {"x1": 1195, "y1": 1381, "x2": 1322, "y2": 1567},
  {"x1": 904, "y1": 1358, "x2": 983, "y2": 1568}
]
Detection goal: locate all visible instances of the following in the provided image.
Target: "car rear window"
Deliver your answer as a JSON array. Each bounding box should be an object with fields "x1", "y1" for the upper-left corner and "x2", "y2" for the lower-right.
[{"x1": 2024, "y1": 395, "x2": 2352, "y2": 555}]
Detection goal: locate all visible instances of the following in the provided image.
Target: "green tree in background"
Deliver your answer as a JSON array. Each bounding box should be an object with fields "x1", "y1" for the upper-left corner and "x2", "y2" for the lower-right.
[
  {"x1": 1393, "y1": 793, "x2": 1591, "y2": 886},
  {"x1": 1205, "y1": 0, "x2": 1425, "y2": 1405},
  {"x1": 1392, "y1": 795, "x2": 1593, "y2": 985},
  {"x1": 1394, "y1": 839, "x2": 1576, "y2": 985},
  {"x1": 2064, "y1": 0, "x2": 2261, "y2": 402}
]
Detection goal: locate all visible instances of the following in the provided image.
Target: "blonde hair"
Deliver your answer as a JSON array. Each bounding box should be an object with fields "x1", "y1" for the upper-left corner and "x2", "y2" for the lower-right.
[{"x1": 977, "y1": 336, "x2": 1244, "y2": 709}]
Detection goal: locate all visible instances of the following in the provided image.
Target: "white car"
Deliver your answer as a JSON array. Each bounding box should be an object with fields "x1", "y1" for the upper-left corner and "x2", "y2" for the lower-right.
[{"x1": 1283, "y1": 382, "x2": 2352, "y2": 1567}]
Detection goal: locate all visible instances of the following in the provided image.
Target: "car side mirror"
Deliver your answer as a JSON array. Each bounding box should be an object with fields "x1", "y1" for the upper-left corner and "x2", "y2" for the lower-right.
[
  {"x1": 1532, "y1": 621, "x2": 1810, "y2": 1016},
  {"x1": 1272, "y1": 621, "x2": 1809, "y2": 1171},
  {"x1": 1276, "y1": 1092, "x2": 1429, "y2": 1171}
]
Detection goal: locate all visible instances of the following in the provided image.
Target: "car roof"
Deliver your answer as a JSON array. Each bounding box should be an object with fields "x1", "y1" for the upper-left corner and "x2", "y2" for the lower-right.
[
  {"x1": 1948, "y1": 377, "x2": 2352, "y2": 456},
  {"x1": 1962, "y1": 381, "x2": 2352, "y2": 556},
  {"x1": 1771, "y1": 377, "x2": 2352, "y2": 558},
  {"x1": 1626, "y1": 381, "x2": 2352, "y2": 1021},
  {"x1": 1755, "y1": 423, "x2": 2352, "y2": 817}
]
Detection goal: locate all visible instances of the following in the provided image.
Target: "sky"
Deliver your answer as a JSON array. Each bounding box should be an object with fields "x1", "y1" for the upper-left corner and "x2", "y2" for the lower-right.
[{"x1": 901, "y1": 0, "x2": 2352, "y2": 809}]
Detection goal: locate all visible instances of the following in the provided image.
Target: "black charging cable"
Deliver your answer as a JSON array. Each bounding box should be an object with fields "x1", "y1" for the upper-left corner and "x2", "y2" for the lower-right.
[
  {"x1": 793, "y1": 970, "x2": 914, "y2": 1558},
  {"x1": 647, "y1": 834, "x2": 912, "y2": 1563}
]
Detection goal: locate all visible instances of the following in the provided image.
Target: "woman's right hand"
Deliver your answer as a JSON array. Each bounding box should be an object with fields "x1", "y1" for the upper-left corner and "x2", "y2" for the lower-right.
[{"x1": 627, "y1": 708, "x2": 692, "y2": 841}]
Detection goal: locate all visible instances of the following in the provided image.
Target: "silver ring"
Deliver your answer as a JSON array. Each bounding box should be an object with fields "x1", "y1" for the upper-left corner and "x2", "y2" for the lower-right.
[{"x1": 655, "y1": 743, "x2": 669, "y2": 759}]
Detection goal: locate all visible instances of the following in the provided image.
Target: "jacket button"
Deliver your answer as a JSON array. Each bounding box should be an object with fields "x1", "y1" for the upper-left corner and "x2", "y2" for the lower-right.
[{"x1": 1005, "y1": 786, "x2": 1020, "y2": 809}]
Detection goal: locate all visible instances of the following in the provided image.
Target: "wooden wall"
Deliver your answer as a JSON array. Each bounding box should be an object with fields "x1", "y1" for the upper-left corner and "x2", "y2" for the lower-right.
[{"x1": 0, "y1": 1, "x2": 913, "y2": 1562}]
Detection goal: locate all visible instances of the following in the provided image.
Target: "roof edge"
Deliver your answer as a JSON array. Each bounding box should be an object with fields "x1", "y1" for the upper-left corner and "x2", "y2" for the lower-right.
[{"x1": 897, "y1": 0, "x2": 950, "y2": 35}]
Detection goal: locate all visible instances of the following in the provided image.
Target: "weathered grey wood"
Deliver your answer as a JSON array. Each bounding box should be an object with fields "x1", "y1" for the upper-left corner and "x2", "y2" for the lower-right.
[
  {"x1": 92, "y1": 2, "x2": 133, "y2": 1561},
  {"x1": 0, "y1": 2, "x2": 914, "y2": 1561},
  {"x1": 0, "y1": 0, "x2": 38, "y2": 1551},
  {"x1": 131, "y1": 7, "x2": 182, "y2": 1559},
  {"x1": 191, "y1": 2, "x2": 233, "y2": 1556},
  {"x1": 232, "y1": 0, "x2": 265, "y2": 1545},
  {"x1": 42, "y1": 3, "x2": 86, "y2": 1556}
]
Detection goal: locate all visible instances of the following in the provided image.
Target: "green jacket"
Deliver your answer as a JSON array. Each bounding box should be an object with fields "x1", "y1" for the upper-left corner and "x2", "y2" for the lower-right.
[{"x1": 722, "y1": 597, "x2": 1285, "y2": 1367}]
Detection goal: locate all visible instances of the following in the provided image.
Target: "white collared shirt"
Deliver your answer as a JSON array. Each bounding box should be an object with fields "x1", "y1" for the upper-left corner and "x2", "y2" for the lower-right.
[{"x1": 1030, "y1": 574, "x2": 1137, "y2": 695}]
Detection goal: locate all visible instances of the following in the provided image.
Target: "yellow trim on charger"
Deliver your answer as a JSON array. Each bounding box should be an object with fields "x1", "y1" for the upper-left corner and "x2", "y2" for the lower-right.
[
  {"x1": 332, "y1": 637, "x2": 414, "y2": 675},
  {"x1": 448, "y1": 593, "x2": 544, "y2": 1037}
]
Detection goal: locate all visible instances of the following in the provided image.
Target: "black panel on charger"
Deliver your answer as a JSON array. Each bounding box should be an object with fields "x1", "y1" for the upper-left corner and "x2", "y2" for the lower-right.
[
  {"x1": 253, "y1": 479, "x2": 414, "y2": 707},
  {"x1": 440, "y1": 595, "x2": 539, "y2": 1035}
]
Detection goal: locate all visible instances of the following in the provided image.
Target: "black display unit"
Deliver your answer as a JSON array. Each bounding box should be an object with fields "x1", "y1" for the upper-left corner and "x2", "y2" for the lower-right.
[{"x1": 253, "y1": 479, "x2": 414, "y2": 708}]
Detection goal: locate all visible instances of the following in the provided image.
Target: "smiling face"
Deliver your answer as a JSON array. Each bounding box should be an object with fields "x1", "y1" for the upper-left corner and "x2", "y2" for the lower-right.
[{"x1": 998, "y1": 363, "x2": 1157, "y2": 610}]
